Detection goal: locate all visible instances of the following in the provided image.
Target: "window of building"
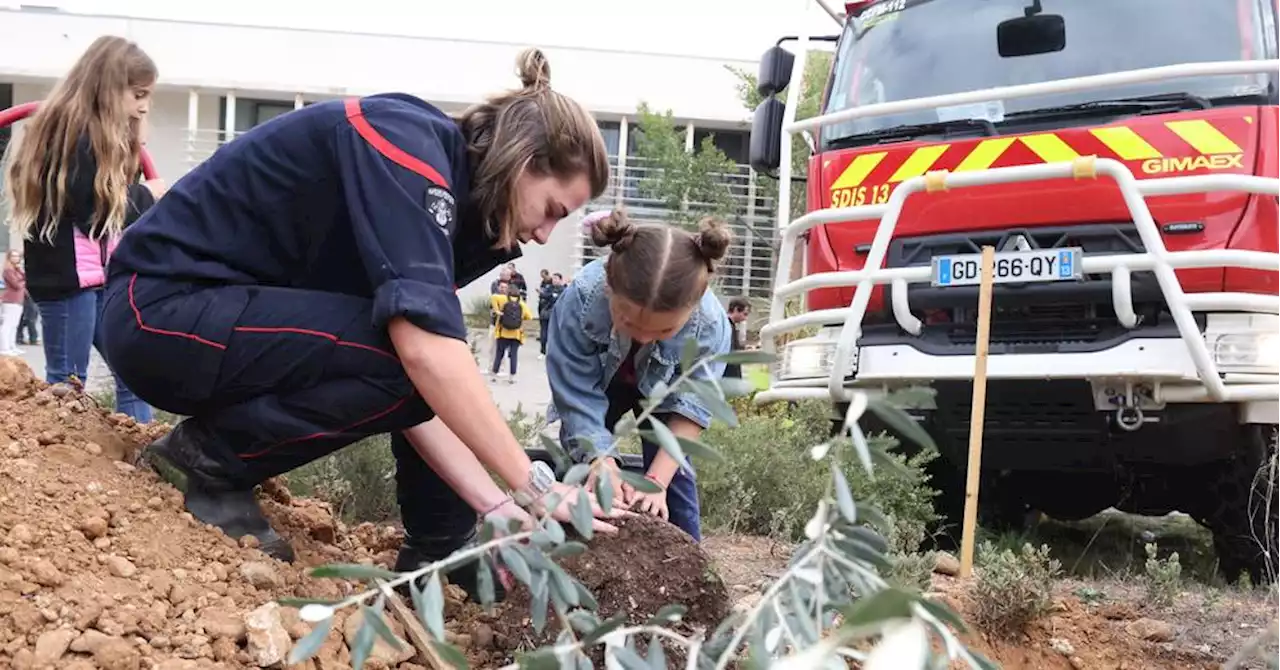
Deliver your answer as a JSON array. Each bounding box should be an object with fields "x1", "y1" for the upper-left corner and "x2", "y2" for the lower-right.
[
  {"x1": 598, "y1": 121, "x2": 620, "y2": 157},
  {"x1": 217, "y1": 97, "x2": 299, "y2": 141},
  {"x1": 692, "y1": 128, "x2": 749, "y2": 165}
]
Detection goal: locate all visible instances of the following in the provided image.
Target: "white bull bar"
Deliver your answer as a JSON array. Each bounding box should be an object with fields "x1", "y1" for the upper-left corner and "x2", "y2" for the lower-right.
[{"x1": 756, "y1": 56, "x2": 1280, "y2": 408}]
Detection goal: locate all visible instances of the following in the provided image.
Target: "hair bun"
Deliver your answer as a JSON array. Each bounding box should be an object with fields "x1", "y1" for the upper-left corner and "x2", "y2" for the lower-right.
[
  {"x1": 588, "y1": 210, "x2": 637, "y2": 252},
  {"x1": 516, "y1": 48, "x2": 551, "y2": 90},
  {"x1": 694, "y1": 216, "x2": 732, "y2": 266}
]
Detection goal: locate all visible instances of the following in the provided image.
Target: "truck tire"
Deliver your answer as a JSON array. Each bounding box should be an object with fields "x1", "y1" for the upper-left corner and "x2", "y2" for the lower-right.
[
  {"x1": 1196, "y1": 423, "x2": 1279, "y2": 584},
  {"x1": 524, "y1": 448, "x2": 645, "y2": 478}
]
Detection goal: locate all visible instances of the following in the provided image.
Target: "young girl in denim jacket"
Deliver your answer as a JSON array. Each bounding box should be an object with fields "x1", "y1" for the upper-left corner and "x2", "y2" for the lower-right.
[{"x1": 547, "y1": 210, "x2": 732, "y2": 541}]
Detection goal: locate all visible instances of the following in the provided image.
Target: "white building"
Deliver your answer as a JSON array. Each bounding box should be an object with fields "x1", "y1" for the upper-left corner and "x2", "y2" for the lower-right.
[{"x1": 0, "y1": 4, "x2": 780, "y2": 304}]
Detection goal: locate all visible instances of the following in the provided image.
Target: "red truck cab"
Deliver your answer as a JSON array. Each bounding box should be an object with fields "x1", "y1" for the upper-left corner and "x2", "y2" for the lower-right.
[{"x1": 748, "y1": 0, "x2": 1280, "y2": 582}]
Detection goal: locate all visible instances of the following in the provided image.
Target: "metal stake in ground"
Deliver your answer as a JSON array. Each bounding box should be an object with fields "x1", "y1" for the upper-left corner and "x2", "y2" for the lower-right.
[{"x1": 959, "y1": 245, "x2": 996, "y2": 579}]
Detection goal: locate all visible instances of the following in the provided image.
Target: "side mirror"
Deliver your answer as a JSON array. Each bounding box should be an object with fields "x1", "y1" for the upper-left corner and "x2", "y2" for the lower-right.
[
  {"x1": 749, "y1": 98, "x2": 786, "y2": 172},
  {"x1": 997, "y1": 13, "x2": 1066, "y2": 57},
  {"x1": 756, "y1": 46, "x2": 796, "y2": 98}
]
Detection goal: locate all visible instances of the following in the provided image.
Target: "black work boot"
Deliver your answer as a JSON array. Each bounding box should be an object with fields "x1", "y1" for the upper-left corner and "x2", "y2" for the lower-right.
[
  {"x1": 393, "y1": 532, "x2": 507, "y2": 605},
  {"x1": 137, "y1": 421, "x2": 296, "y2": 562}
]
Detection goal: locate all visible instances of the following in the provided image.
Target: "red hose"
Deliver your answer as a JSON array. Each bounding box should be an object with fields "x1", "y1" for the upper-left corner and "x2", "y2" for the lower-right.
[{"x1": 0, "y1": 101, "x2": 159, "y2": 179}]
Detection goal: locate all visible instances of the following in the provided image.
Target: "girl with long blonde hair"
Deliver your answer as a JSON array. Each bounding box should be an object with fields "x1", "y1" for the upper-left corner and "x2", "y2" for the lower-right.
[{"x1": 2, "y1": 35, "x2": 165, "y2": 420}]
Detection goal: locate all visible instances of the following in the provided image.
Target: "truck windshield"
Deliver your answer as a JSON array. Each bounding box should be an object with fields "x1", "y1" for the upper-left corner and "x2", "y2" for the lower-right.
[{"x1": 820, "y1": 0, "x2": 1277, "y2": 148}]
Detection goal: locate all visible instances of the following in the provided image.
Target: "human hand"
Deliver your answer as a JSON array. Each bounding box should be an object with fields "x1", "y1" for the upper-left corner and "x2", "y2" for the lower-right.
[
  {"x1": 482, "y1": 497, "x2": 535, "y2": 532},
  {"x1": 584, "y1": 457, "x2": 631, "y2": 509},
  {"x1": 628, "y1": 479, "x2": 669, "y2": 520},
  {"x1": 477, "y1": 498, "x2": 528, "y2": 592},
  {"x1": 536, "y1": 482, "x2": 632, "y2": 534}
]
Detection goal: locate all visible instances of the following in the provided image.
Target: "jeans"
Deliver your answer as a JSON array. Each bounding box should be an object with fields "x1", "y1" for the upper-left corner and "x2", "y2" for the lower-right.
[
  {"x1": 491, "y1": 337, "x2": 519, "y2": 375},
  {"x1": 19, "y1": 295, "x2": 39, "y2": 344},
  {"x1": 539, "y1": 316, "x2": 550, "y2": 355},
  {"x1": 603, "y1": 378, "x2": 702, "y2": 541},
  {"x1": 640, "y1": 437, "x2": 702, "y2": 541},
  {"x1": 38, "y1": 289, "x2": 152, "y2": 423}
]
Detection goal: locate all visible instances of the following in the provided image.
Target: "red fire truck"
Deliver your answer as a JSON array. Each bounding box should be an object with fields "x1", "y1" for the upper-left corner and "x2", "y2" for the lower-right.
[{"x1": 750, "y1": 0, "x2": 1279, "y2": 581}]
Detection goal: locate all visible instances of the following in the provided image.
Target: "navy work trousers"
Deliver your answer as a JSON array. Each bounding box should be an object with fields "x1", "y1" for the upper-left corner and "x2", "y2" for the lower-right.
[{"x1": 100, "y1": 274, "x2": 476, "y2": 542}]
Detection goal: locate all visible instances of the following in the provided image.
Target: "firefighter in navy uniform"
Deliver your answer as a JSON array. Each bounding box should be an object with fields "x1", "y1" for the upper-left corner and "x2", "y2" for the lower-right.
[{"x1": 99, "y1": 49, "x2": 622, "y2": 600}]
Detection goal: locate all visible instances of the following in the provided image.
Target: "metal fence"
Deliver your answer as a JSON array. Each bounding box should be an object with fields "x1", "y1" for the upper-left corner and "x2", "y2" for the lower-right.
[{"x1": 575, "y1": 155, "x2": 779, "y2": 299}]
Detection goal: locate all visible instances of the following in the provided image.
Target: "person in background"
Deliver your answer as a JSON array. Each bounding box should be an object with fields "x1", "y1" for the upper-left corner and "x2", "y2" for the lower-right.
[
  {"x1": 506, "y1": 262, "x2": 528, "y2": 300},
  {"x1": 548, "y1": 209, "x2": 732, "y2": 541},
  {"x1": 490, "y1": 267, "x2": 513, "y2": 295},
  {"x1": 490, "y1": 279, "x2": 509, "y2": 332},
  {"x1": 1, "y1": 250, "x2": 25, "y2": 356},
  {"x1": 1, "y1": 36, "x2": 164, "y2": 421},
  {"x1": 490, "y1": 281, "x2": 533, "y2": 383},
  {"x1": 722, "y1": 297, "x2": 751, "y2": 379},
  {"x1": 17, "y1": 293, "x2": 40, "y2": 347},
  {"x1": 537, "y1": 269, "x2": 564, "y2": 361}
]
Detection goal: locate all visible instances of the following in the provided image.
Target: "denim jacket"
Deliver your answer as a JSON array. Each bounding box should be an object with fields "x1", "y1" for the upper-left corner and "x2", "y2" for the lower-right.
[{"x1": 546, "y1": 258, "x2": 731, "y2": 462}]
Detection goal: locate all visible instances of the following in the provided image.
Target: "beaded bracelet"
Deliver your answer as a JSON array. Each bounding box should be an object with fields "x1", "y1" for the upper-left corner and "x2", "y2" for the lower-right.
[{"x1": 481, "y1": 495, "x2": 514, "y2": 517}]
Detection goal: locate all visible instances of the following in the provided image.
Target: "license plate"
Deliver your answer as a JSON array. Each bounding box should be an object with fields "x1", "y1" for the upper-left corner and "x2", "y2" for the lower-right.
[{"x1": 930, "y1": 247, "x2": 1083, "y2": 287}]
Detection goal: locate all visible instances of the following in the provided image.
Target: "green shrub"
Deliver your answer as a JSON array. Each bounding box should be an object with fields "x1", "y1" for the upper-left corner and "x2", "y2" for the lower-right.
[
  {"x1": 1143, "y1": 542, "x2": 1182, "y2": 608},
  {"x1": 696, "y1": 400, "x2": 940, "y2": 547},
  {"x1": 283, "y1": 435, "x2": 399, "y2": 524},
  {"x1": 464, "y1": 295, "x2": 493, "y2": 329},
  {"x1": 968, "y1": 541, "x2": 1062, "y2": 638}
]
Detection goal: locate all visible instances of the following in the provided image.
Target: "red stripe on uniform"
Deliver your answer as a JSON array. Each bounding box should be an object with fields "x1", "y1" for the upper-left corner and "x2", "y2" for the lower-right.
[{"x1": 343, "y1": 97, "x2": 450, "y2": 188}]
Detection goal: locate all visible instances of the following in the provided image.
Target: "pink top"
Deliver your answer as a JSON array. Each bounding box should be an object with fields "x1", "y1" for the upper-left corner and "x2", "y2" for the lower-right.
[{"x1": 2, "y1": 265, "x2": 24, "y2": 305}]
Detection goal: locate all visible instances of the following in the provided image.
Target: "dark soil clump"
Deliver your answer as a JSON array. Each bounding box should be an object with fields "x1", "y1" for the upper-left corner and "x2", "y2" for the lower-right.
[{"x1": 488, "y1": 514, "x2": 731, "y2": 663}]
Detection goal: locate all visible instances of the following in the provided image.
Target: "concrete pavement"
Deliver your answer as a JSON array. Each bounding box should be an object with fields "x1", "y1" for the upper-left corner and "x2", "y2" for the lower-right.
[{"x1": 16, "y1": 328, "x2": 554, "y2": 420}]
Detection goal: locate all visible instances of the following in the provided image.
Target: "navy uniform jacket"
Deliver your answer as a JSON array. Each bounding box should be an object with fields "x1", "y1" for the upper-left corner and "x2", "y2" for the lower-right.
[{"x1": 108, "y1": 93, "x2": 518, "y2": 342}]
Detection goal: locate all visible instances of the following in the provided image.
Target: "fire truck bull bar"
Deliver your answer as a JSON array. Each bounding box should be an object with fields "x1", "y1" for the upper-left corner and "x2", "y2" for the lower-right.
[{"x1": 755, "y1": 58, "x2": 1280, "y2": 419}]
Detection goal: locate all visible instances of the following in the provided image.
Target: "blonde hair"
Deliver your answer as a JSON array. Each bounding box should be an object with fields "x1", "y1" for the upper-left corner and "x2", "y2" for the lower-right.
[
  {"x1": 3, "y1": 36, "x2": 156, "y2": 245},
  {"x1": 590, "y1": 210, "x2": 732, "y2": 312},
  {"x1": 456, "y1": 48, "x2": 611, "y2": 250}
]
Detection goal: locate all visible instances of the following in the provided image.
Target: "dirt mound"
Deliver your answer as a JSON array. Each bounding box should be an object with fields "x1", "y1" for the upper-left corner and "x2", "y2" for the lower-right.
[
  {"x1": 481, "y1": 514, "x2": 730, "y2": 664},
  {"x1": 0, "y1": 362, "x2": 733, "y2": 669},
  {"x1": 929, "y1": 574, "x2": 1274, "y2": 670},
  {"x1": 0, "y1": 362, "x2": 377, "y2": 669}
]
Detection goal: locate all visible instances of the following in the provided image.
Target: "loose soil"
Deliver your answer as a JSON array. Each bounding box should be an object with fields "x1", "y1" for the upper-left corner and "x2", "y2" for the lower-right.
[
  {"x1": 0, "y1": 359, "x2": 733, "y2": 670},
  {"x1": 484, "y1": 515, "x2": 731, "y2": 666},
  {"x1": 0, "y1": 357, "x2": 1274, "y2": 669},
  {"x1": 932, "y1": 573, "x2": 1278, "y2": 670}
]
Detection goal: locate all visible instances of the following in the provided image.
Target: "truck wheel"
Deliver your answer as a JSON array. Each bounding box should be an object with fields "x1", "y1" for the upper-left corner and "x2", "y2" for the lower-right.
[{"x1": 1198, "y1": 423, "x2": 1279, "y2": 584}]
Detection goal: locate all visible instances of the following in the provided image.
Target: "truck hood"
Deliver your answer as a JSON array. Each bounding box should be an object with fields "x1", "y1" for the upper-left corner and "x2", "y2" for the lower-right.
[{"x1": 817, "y1": 107, "x2": 1262, "y2": 262}]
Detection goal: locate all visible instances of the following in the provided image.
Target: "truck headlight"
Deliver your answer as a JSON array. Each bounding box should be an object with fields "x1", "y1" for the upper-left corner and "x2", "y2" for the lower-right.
[
  {"x1": 777, "y1": 336, "x2": 857, "y2": 380},
  {"x1": 1208, "y1": 332, "x2": 1280, "y2": 372}
]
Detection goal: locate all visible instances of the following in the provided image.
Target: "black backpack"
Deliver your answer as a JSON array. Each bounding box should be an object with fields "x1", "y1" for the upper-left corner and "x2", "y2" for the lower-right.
[{"x1": 499, "y1": 297, "x2": 524, "y2": 330}]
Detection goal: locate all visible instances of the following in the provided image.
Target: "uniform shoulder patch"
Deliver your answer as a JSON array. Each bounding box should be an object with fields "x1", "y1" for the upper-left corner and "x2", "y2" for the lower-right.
[{"x1": 425, "y1": 186, "x2": 456, "y2": 229}]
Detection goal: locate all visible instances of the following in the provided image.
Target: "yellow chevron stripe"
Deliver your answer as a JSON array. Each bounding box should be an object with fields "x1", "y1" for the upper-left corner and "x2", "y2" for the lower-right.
[
  {"x1": 1020, "y1": 133, "x2": 1080, "y2": 163},
  {"x1": 953, "y1": 138, "x2": 1016, "y2": 172},
  {"x1": 1166, "y1": 119, "x2": 1242, "y2": 155},
  {"x1": 830, "y1": 152, "x2": 888, "y2": 190},
  {"x1": 887, "y1": 145, "x2": 950, "y2": 183},
  {"x1": 1091, "y1": 126, "x2": 1162, "y2": 161}
]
